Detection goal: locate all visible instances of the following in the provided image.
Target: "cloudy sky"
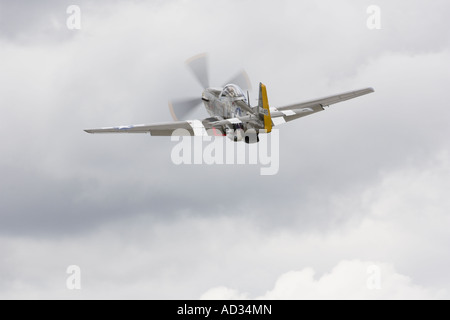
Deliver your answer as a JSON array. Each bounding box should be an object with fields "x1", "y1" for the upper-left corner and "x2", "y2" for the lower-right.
[{"x1": 1, "y1": 0, "x2": 449, "y2": 299}]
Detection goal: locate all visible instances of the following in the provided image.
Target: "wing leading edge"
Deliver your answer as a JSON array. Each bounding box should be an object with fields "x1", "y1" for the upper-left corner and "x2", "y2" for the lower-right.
[
  {"x1": 84, "y1": 119, "x2": 226, "y2": 136},
  {"x1": 270, "y1": 87, "x2": 374, "y2": 126}
]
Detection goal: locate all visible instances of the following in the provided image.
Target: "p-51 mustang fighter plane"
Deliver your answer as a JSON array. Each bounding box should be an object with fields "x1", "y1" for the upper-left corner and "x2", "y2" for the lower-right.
[{"x1": 85, "y1": 54, "x2": 374, "y2": 143}]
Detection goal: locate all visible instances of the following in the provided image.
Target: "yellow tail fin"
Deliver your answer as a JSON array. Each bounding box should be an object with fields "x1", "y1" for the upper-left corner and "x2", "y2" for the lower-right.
[{"x1": 258, "y1": 83, "x2": 272, "y2": 133}]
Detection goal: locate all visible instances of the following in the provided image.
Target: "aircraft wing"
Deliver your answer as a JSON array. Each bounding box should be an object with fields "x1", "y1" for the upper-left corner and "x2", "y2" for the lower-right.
[
  {"x1": 269, "y1": 87, "x2": 374, "y2": 126},
  {"x1": 85, "y1": 119, "x2": 226, "y2": 136},
  {"x1": 85, "y1": 88, "x2": 374, "y2": 135}
]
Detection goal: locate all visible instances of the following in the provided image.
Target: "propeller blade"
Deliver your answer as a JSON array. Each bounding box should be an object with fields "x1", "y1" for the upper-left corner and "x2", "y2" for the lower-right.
[
  {"x1": 168, "y1": 97, "x2": 202, "y2": 121},
  {"x1": 223, "y1": 70, "x2": 252, "y2": 91},
  {"x1": 185, "y1": 53, "x2": 210, "y2": 89}
]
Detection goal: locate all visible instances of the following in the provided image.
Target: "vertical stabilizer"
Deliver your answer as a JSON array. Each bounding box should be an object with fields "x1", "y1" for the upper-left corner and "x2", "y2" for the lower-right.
[{"x1": 258, "y1": 83, "x2": 272, "y2": 133}]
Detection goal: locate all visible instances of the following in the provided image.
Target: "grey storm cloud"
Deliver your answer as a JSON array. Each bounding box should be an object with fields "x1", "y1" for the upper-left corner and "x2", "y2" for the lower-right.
[{"x1": 0, "y1": 0, "x2": 450, "y2": 299}]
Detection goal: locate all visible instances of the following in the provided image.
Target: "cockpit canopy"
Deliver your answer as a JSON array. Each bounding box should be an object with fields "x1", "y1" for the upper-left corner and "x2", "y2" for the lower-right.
[{"x1": 219, "y1": 84, "x2": 247, "y2": 103}]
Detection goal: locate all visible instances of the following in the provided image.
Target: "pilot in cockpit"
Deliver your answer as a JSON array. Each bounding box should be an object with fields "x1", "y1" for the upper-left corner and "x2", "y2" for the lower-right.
[{"x1": 219, "y1": 84, "x2": 248, "y2": 103}]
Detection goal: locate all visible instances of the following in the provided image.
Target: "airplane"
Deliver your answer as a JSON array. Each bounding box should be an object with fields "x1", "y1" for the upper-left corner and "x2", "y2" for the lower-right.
[{"x1": 85, "y1": 54, "x2": 374, "y2": 143}]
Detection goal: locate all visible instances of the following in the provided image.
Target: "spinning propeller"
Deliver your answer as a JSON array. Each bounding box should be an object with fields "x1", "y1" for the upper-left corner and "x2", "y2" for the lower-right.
[{"x1": 168, "y1": 53, "x2": 252, "y2": 121}]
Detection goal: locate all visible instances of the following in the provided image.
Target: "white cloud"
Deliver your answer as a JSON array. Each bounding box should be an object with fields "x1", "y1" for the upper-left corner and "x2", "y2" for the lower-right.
[
  {"x1": 200, "y1": 287, "x2": 248, "y2": 300},
  {"x1": 1, "y1": 149, "x2": 449, "y2": 299},
  {"x1": 202, "y1": 260, "x2": 447, "y2": 300}
]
